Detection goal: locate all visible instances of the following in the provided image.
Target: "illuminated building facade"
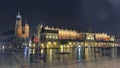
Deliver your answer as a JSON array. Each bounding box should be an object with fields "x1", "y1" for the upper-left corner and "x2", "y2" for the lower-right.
[
  {"x1": 40, "y1": 26, "x2": 58, "y2": 48},
  {"x1": 15, "y1": 11, "x2": 29, "y2": 38},
  {"x1": 13, "y1": 12, "x2": 115, "y2": 49},
  {"x1": 36, "y1": 25, "x2": 115, "y2": 48},
  {"x1": 58, "y1": 29, "x2": 79, "y2": 40},
  {"x1": 85, "y1": 33, "x2": 95, "y2": 40},
  {"x1": 83, "y1": 32, "x2": 115, "y2": 47}
]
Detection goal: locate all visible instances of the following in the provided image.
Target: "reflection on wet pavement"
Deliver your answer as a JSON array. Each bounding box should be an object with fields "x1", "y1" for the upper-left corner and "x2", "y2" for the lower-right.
[
  {"x1": 22, "y1": 47, "x2": 118, "y2": 64},
  {"x1": 1, "y1": 47, "x2": 120, "y2": 68}
]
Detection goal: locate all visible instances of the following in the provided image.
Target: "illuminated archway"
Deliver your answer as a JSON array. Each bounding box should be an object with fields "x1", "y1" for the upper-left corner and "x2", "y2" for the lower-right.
[
  {"x1": 53, "y1": 42, "x2": 57, "y2": 48},
  {"x1": 40, "y1": 43, "x2": 45, "y2": 48},
  {"x1": 68, "y1": 42, "x2": 72, "y2": 48},
  {"x1": 46, "y1": 42, "x2": 52, "y2": 48}
]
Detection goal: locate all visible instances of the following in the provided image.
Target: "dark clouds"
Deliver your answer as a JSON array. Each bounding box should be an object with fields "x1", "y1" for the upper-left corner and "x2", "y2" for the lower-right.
[
  {"x1": 0, "y1": 0, "x2": 120, "y2": 36},
  {"x1": 81, "y1": 0, "x2": 120, "y2": 36}
]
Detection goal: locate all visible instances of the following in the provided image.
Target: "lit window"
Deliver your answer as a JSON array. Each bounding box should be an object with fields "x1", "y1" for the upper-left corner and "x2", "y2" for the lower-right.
[
  {"x1": 56, "y1": 36, "x2": 58, "y2": 39},
  {"x1": 46, "y1": 35, "x2": 48, "y2": 39},
  {"x1": 49, "y1": 35, "x2": 52, "y2": 39},
  {"x1": 53, "y1": 35, "x2": 55, "y2": 39}
]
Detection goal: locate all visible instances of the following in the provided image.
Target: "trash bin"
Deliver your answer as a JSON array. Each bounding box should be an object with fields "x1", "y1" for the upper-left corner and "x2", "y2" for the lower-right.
[{"x1": 30, "y1": 54, "x2": 35, "y2": 63}]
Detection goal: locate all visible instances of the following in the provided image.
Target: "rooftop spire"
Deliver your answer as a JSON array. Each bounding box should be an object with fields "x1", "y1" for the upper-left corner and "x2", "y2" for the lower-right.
[{"x1": 16, "y1": 9, "x2": 22, "y2": 19}]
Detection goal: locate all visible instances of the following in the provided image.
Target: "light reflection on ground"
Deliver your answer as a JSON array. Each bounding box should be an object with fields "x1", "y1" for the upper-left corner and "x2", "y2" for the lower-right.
[{"x1": 21, "y1": 47, "x2": 118, "y2": 64}]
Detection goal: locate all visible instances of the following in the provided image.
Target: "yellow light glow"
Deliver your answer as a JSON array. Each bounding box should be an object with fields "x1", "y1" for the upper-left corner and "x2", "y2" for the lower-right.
[
  {"x1": 41, "y1": 49, "x2": 44, "y2": 53},
  {"x1": 33, "y1": 43, "x2": 36, "y2": 48},
  {"x1": 41, "y1": 43, "x2": 44, "y2": 48},
  {"x1": 32, "y1": 49, "x2": 35, "y2": 54},
  {"x1": 47, "y1": 42, "x2": 52, "y2": 48}
]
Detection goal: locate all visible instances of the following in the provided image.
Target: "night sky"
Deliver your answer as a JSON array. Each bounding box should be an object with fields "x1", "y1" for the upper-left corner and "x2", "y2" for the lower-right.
[{"x1": 0, "y1": 0, "x2": 120, "y2": 36}]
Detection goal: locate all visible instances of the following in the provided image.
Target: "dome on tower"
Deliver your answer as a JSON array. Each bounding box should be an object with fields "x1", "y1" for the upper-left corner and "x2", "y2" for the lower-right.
[{"x1": 16, "y1": 11, "x2": 22, "y2": 19}]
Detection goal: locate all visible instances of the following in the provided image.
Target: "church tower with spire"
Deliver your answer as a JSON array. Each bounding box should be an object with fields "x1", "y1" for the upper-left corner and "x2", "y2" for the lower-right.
[
  {"x1": 15, "y1": 11, "x2": 22, "y2": 37},
  {"x1": 15, "y1": 10, "x2": 29, "y2": 38}
]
